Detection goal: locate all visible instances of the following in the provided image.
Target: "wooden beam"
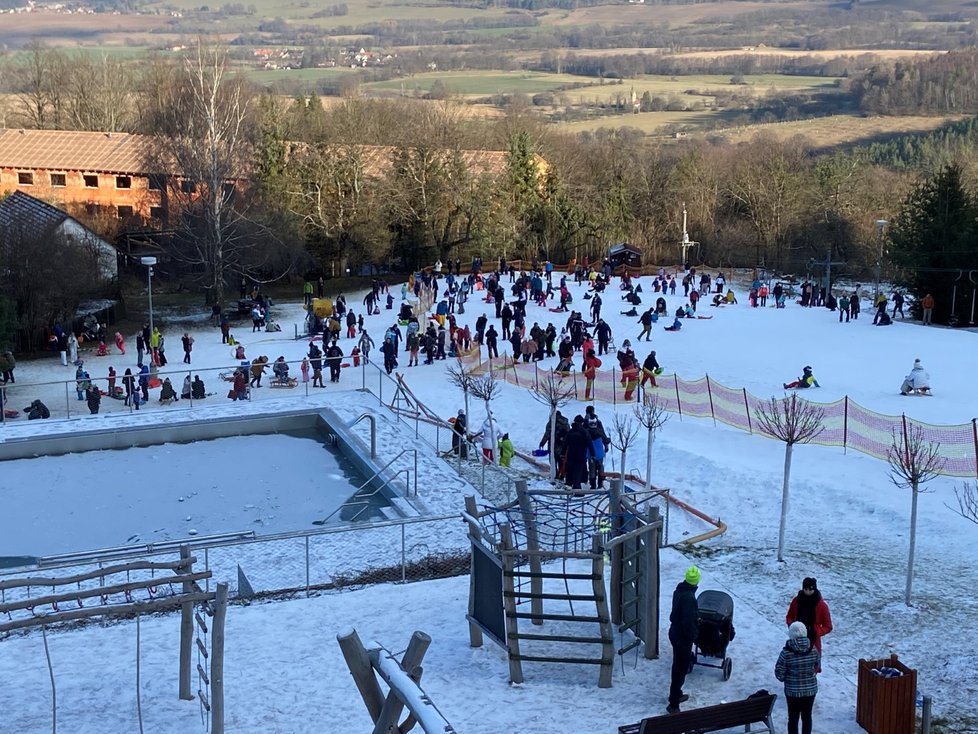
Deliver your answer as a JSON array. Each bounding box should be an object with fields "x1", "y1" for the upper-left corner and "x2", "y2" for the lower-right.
[
  {"x1": 0, "y1": 571, "x2": 212, "y2": 614},
  {"x1": 371, "y1": 631, "x2": 430, "y2": 734},
  {"x1": 211, "y1": 582, "x2": 228, "y2": 734},
  {"x1": 337, "y1": 628, "x2": 386, "y2": 723},
  {"x1": 0, "y1": 592, "x2": 215, "y2": 633},
  {"x1": 0, "y1": 556, "x2": 199, "y2": 591}
]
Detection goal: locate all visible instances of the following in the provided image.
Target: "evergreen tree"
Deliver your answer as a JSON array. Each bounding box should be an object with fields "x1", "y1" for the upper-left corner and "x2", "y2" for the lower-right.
[{"x1": 888, "y1": 164, "x2": 978, "y2": 324}]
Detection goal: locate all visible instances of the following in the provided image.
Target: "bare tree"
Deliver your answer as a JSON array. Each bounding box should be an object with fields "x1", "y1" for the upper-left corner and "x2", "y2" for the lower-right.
[
  {"x1": 62, "y1": 51, "x2": 138, "y2": 132},
  {"x1": 529, "y1": 372, "x2": 576, "y2": 479},
  {"x1": 7, "y1": 41, "x2": 66, "y2": 128},
  {"x1": 446, "y1": 357, "x2": 478, "y2": 423},
  {"x1": 143, "y1": 41, "x2": 266, "y2": 305},
  {"x1": 634, "y1": 392, "x2": 670, "y2": 491},
  {"x1": 887, "y1": 424, "x2": 945, "y2": 605},
  {"x1": 609, "y1": 413, "x2": 640, "y2": 481},
  {"x1": 470, "y1": 372, "x2": 501, "y2": 465},
  {"x1": 754, "y1": 394, "x2": 825, "y2": 562},
  {"x1": 949, "y1": 482, "x2": 978, "y2": 525}
]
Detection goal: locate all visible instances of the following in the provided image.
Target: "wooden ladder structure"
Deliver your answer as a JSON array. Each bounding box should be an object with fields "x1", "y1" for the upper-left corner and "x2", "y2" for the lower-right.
[{"x1": 498, "y1": 524, "x2": 615, "y2": 688}]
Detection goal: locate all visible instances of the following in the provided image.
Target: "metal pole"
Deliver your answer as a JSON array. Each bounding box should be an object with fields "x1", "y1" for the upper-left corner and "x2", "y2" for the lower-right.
[{"x1": 921, "y1": 695, "x2": 932, "y2": 734}]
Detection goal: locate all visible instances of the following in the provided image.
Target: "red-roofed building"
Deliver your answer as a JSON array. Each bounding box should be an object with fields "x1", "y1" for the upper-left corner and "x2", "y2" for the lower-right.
[{"x1": 0, "y1": 128, "x2": 166, "y2": 222}]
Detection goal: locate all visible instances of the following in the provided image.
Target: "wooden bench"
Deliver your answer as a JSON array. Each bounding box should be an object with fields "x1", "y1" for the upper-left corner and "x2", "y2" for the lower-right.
[{"x1": 619, "y1": 691, "x2": 777, "y2": 734}]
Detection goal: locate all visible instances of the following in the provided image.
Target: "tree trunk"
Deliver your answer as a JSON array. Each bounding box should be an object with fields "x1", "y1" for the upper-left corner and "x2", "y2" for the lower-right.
[
  {"x1": 905, "y1": 480, "x2": 919, "y2": 606},
  {"x1": 548, "y1": 408, "x2": 557, "y2": 480},
  {"x1": 619, "y1": 449, "x2": 627, "y2": 481},
  {"x1": 777, "y1": 442, "x2": 793, "y2": 562},
  {"x1": 644, "y1": 429, "x2": 654, "y2": 491}
]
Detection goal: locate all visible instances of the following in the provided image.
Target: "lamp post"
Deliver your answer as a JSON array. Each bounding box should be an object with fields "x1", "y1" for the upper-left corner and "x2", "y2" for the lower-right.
[
  {"x1": 141, "y1": 256, "x2": 157, "y2": 377},
  {"x1": 874, "y1": 219, "x2": 887, "y2": 302}
]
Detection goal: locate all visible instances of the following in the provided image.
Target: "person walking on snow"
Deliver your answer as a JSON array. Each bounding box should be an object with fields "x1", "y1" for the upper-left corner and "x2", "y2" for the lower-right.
[
  {"x1": 358, "y1": 330, "x2": 375, "y2": 363},
  {"x1": 182, "y1": 332, "x2": 194, "y2": 364},
  {"x1": 667, "y1": 566, "x2": 700, "y2": 713}
]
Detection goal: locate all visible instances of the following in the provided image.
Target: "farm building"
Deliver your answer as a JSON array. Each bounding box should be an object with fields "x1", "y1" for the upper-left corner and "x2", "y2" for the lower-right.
[{"x1": 0, "y1": 191, "x2": 119, "y2": 280}]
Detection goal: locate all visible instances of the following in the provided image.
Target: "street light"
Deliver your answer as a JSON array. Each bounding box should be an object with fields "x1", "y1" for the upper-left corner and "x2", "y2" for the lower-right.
[
  {"x1": 874, "y1": 219, "x2": 888, "y2": 302},
  {"x1": 140, "y1": 256, "x2": 157, "y2": 377}
]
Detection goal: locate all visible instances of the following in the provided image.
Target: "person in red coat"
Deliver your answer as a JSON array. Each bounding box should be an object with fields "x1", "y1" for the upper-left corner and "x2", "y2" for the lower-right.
[{"x1": 786, "y1": 577, "x2": 832, "y2": 672}]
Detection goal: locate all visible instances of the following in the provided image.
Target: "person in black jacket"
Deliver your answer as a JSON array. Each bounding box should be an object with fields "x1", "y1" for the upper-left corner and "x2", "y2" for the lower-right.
[
  {"x1": 668, "y1": 566, "x2": 701, "y2": 713},
  {"x1": 562, "y1": 415, "x2": 593, "y2": 490}
]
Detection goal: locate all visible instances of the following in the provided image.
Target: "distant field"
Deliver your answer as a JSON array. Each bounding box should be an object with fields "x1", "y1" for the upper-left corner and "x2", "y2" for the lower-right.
[
  {"x1": 361, "y1": 71, "x2": 841, "y2": 102},
  {"x1": 554, "y1": 109, "x2": 729, "y2": 135},
  {"x1": 672, "y1": 48, "x2": 946, "y2": 60},
  {"x1": 363, "y1": 71, "x2": 585, "y2": 98},
  {"x1": 251, "y1": 67, "x2": 352, "y2": 84},
  {"x1": 551, "y1": 110, "x2": 968, "y2": 147},
  {"x1": 540, "y1": 0, "x2": 823, "y2": 27},
  {"x1": 702, "y1": 114, "x2": 969, "y2": 148}
]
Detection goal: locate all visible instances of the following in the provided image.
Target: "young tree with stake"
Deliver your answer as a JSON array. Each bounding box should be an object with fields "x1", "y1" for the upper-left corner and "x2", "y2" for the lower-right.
[
  {"x1": 609, "y1": 413, "x2": 639, "y2": 482},
  {"x1": 887, "y1": 424, "x2": 945, "y2": 605},
  {"x1": 446, "y1": 357, "x2": 476, "y2": 424},
  {"x1": 634, "y1": 392, "x2": 669, "y2": 491},
  {"x1": 754, "y1": 394, "x2": 824, "y2": 562},
  {"x1": 530, "y1": 372, "x2": 577, "y2": 480},
  {"x1": 470, "y1": 372, "x2": 501, "y2": 465}
]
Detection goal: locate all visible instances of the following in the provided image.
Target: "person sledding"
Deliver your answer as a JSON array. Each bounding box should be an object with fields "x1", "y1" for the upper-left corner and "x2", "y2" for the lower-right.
[
  {"x1": 900, "y1": 359, "x2": 931, "y2": 395},
  {"x1": 784, "y1": 365, "x2": 820, "y2": 390}
]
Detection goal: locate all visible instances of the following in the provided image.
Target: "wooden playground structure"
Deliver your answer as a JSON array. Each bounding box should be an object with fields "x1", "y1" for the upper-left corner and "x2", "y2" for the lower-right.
[
  {"x1": 0, "y1": 545, "x2": 229, "y2": 733},
  {"x1": 462, "y1": 479, "x2": 663, "y2": 688}
]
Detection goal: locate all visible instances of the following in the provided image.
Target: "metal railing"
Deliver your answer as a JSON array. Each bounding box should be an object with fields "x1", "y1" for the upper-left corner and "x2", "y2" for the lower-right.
[
  {"x1": 0, "y1": 515, "x2": 466, "y2": 606},
  {"x1": 313, "y1": 448, "x2": 419, "y2": 526}
]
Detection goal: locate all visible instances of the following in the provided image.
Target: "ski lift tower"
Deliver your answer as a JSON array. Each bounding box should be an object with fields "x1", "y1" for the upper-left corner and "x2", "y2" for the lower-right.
[{"x1": 680, "y1": 203, "x2": 699, "y2": 271}]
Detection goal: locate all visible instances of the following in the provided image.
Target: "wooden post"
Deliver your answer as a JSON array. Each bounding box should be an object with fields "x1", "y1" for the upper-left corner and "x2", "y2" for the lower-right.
[
  {"x1": 706, "y1": 374, "x2": 716, "y2": 426},
  {"x1": 210, "y1": 582, "x2": 229, "y2": 734},
  {"x1": 643, "y1": 509, "x2": 661, "y2": 660},
  {"x1": 592, "y1": 534, "x2": 614, "y2": 689},
  {"x1": 609, "y1": 479, "x2": 623, "y2": 626},
  {"x1": 337, "y1": 629, "x2": 386, "y2": 723},
  {"x1": 371, "y1": 631, "x2": 431, "y2": 734},
  {"x1": 499, "y1": 524, "x2": 524, "y2": 685},
  {"x1": 743, "y1": 388, "x2": 752, "y2": 434},
  {"x1": 515, "y1": 480, "x2": 543, "y2": 624},
  {"x1": 178, "y1": 544, "x2": 194, "y2": 700},
  {"x1": 463, "y1": 495, "x2": 484, "y2": 648}
]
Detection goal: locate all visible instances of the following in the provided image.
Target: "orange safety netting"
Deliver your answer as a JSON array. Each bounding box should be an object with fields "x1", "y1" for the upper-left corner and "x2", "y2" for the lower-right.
[{"x1": 467, "y1": 356, "x2": 978, "y2": 478}]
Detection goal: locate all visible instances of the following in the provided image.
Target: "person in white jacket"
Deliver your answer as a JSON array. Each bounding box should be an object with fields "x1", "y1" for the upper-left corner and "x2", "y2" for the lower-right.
[
  {"x1": 900, "y1": 358, "x2": 931, "y2": 395},
  {"x1": 481, "y1": 417, "x2": 496, "y2": 463}
]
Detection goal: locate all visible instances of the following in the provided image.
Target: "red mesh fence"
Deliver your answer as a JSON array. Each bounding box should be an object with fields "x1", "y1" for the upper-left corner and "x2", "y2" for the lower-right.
[{"x1": 479, "y1": 357, "x2": 978, "y2": 478}]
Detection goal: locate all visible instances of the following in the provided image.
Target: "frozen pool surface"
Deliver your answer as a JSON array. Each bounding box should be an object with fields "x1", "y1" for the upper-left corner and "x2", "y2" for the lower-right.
[{"x1": 0, "y1": 432, "x2": 367, "y2": 557}]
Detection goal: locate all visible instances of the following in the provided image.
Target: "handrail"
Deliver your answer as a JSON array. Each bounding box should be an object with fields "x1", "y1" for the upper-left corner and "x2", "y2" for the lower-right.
[
  {"x1": 350, "y1": 412, "x2": 377, "y2": 459},
  {"x1": 313, "y1": 448, "x2": 417, "y2": 525}
]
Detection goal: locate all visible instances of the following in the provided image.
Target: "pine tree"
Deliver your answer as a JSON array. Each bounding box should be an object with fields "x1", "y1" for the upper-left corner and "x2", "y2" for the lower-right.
[{"x1": 888, "y1": 164, "x2": 978, "y2": 325}]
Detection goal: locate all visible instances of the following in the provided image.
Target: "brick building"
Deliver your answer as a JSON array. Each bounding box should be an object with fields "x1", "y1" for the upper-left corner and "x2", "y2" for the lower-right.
[{"x1": 0, "y1": 128, "x2": 166, "y2": 222}]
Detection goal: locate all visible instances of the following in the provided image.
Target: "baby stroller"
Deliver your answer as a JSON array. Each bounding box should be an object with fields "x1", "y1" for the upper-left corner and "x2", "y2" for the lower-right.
[{"x1": 689, "y1": 589, "x2": 735, "y2": 680}]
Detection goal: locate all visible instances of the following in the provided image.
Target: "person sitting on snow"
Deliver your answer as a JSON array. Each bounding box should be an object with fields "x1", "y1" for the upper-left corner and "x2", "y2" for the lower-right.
[
  {"x1": 272, "y1": 356, "x2": 290, "y2": 382},
  {"x1": 784, "y1": 365, "x2": 820, "y2": 390},
  {"x1": 900, "y1": 359, "x2": 931, "y2": 395}
]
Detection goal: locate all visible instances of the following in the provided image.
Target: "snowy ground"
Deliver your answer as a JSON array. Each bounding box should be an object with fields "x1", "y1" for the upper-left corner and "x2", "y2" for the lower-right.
[{"x1": 1, "y1": 272, "x2": 978, "y2": 733}]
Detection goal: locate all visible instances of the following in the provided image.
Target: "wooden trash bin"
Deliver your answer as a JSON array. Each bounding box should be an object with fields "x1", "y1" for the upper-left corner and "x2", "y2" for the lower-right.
[{"x1": 856, "y1": 653, "x2": 917, "y2": 734}]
